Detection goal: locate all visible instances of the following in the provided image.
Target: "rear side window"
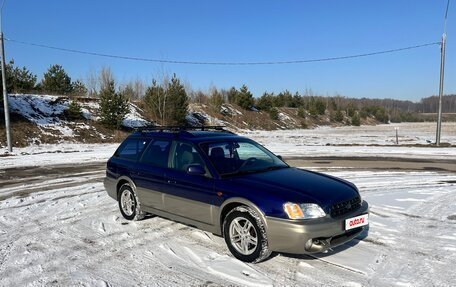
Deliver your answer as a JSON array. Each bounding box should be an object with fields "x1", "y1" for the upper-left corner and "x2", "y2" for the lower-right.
[
  {"x1": 114, "y1": 138, "x2": 147, "y2": 161},
  {"x1": 169, "y1": 141, "x2": 209, "y2": 176},
  {"x1": 140, "y1": 140, "x2": 171, "y2": 168}
]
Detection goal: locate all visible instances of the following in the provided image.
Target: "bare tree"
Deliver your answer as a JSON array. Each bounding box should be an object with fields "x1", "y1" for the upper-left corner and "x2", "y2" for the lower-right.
[
  {"x1": 144, "y1": 79, "x2": 168, "y2": 124},
  {"x1": 132, "y1": 78, "x2": 145, "y2": 99},
  {"x1": 99, "y1": 66, "x2": 115, "y2": 91},
  {"x1": 85, "y1": 68, "x2": 99, "y2": 98}
]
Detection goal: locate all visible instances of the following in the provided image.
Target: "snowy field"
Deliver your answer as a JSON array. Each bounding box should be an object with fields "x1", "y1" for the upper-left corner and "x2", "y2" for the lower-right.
[
  {"x1": 244, "y1": 122, "x2": 456, "y2": 160},
  {"x1": 1, "y1": 123, "x2": 456, "y2": 170},
  {"x1": 243, "y1": 122, "x2": 456, "y2": 146},
  {"x1": 0, "y1": 122, "x2": 455, "y2": 286}
]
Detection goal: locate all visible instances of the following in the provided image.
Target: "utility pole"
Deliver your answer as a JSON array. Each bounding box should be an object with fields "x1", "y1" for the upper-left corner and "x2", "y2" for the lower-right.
[
  {"x1": 435, "y1": 33, "x2": 446, "y2": 146},
  {"x1": 0, "y1": 0, "x2": 11, "y2": 152},
  {"x1": 436, "y1": 0, "x2": 450, "y2": 146}
]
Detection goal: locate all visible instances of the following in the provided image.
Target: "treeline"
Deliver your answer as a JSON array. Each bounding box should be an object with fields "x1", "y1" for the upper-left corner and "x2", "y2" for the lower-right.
[
  {"x1": 1, "y1": 60, "x2": 455, "y2": 129},
  {"x1": 0, "y1": 61, "x2": 190, "y2": 129},
  {"x1": 187, "y1": 87, "x2": 448, "y2": 124}
]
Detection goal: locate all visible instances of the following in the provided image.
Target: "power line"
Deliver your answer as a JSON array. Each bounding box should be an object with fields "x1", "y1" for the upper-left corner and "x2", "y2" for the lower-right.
[
  {"x1": 5, "y1": 37, "x2": 441, "y2": 66},
  {"x1": 444, "y1": 0, "x2": 451, "y2": 33}
]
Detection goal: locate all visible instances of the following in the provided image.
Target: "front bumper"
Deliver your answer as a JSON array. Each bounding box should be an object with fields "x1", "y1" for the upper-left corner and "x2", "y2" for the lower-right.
[{"x1": 265, "y1": 200, "x2": 369, "y2": 254}]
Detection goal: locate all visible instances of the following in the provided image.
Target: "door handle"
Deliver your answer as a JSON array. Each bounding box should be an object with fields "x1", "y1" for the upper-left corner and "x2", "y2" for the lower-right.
[{"x1": 167, "y1": 180, "x2": 177, "y2": 184}]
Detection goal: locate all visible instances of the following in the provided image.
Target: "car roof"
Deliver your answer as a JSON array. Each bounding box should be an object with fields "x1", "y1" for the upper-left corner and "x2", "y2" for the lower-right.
[{"x1": 128, "y1": 129, "x2": 245, "y2": 143}]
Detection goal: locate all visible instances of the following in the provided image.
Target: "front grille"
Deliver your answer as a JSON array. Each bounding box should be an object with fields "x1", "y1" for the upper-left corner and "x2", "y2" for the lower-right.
[{"x1": 330, "y1": 196, "x2": 361, "y2": 218}]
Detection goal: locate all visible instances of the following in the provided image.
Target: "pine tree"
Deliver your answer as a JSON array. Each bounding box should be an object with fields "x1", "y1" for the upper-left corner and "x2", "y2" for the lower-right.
[
  {"x1": 334, "y1": 109, "x2": 344, "y2": 122},
  {"x1": 143, "y1": 75, "x2": 188, "y2": 125},
  {"x1": 65, "y1": 100, "x2": 83, "y2": 120},
  {"x1": 236, "y1": 84, "x2": 254, "y2": 110},
  {"x1": 166, "y1": 74, "x2": 188, "y2": 125},
  {"x1": 256, "y1": 92, "x2": 274, "y2": 111},
  {"x1": 71, "y1": 80, "x2": 88, "y2": 98},
  {"x1": 0, "y1": 60, "x2": 37, "y2": 95},
  {"x1": 227, "y1": 87, "x2": 239, "y2": 104},
  {"x1": 99, "y1": 80, "x2": 129, "y2": 129},
  {"x1": 315, "y1": 99, "x2": 326, "y2": 115},
  {"x1": 209, "y1": 88, "x2": 224, "y2": 111},
  {"x1": 41, "y1": 64, "x2": 73, "y2": 95}
]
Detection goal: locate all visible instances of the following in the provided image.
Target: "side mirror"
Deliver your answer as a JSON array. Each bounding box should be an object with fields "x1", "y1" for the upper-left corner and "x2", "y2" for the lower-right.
[
  {"x1": 187, "y1": 164, "x2": 206, "y2": 175},
  {"x1": 277, "y1": 155, "x2": 283, "y2": 160}
]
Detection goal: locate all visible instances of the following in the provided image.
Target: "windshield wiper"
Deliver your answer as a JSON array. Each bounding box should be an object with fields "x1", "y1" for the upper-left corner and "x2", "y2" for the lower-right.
[
  {"x1": 221, "y1": 169, "x2": 259, "y2": 178},
  {"x1": 221, "y1": 165, "x2": 288, "y2": 178},
  {"x1": 262, "y1": 165, "x2": 288, "y2": 172}
]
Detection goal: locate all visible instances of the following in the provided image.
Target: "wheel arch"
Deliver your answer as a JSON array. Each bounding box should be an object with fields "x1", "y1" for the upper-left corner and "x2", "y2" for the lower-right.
[
  {"x1": 219, "y1": 197, "x2": 267, "y2": 234},
  {"x1": 116, "y1": 176, "x2": 137, "y2": 199}
]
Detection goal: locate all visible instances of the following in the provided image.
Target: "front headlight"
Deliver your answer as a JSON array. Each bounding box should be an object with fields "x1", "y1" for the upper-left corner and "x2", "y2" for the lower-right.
[{"x1": 283, "y1": 202, "x2": 326, "y2": 219}]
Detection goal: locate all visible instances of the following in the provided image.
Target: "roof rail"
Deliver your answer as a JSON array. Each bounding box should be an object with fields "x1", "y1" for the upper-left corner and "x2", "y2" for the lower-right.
[{"x1": 134, "y1": 125, "x2": 234, "y2": 134}]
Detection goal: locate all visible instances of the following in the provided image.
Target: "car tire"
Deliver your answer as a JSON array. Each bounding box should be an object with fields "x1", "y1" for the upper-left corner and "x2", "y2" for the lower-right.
[
  {"x1": 223, "y1": 206, "x2": 271, "y2": 263},
  {"x1": 118, "y1": 183, "x2": 145, "y2": 221}
]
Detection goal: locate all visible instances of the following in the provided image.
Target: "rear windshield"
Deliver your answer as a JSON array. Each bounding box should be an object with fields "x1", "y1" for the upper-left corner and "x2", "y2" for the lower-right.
[{"x1": 114, "y1": 138, "x2": 148, "y2": 161}]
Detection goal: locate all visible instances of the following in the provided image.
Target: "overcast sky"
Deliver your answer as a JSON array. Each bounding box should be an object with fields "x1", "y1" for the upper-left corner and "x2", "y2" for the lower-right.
[{"x1": 3, "y1": 0, "x2": 455, "y2": 101}]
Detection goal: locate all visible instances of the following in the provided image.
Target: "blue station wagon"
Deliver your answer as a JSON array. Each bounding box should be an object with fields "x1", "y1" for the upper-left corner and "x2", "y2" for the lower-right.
[{"x1": 104, "y1": 126, "x2": 369, "y2": 263}]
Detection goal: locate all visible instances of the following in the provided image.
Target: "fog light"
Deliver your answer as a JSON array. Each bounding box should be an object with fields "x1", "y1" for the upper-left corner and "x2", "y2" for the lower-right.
[{"x1": 305, "y1": 239, "x2": 313, "y2": 250}]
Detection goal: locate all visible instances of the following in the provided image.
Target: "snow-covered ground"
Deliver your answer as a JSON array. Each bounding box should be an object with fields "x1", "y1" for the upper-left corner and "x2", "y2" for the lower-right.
[
  {"x1": 243, "y1": 122, "x2": 456, "y2": 160},
  {"x1": 0, "y1": 143, "x2": 118, "y2": 170},
  {"x1": 0, "y1": 123, "x2": 455, "y2": 286},
  {"x1": 2, "y1": 123, "x2": 455, "y2": 169},
  {"x1": 243, "y1": 122, "x2": 456, "y2": 146},
  {"x1": 0, "y1": 164, "x2": 455, "y2": 286}
]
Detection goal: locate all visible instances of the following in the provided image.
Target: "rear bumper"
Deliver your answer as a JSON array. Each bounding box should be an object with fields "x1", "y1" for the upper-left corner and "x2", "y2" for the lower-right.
[
  {"x1": 265, "y1": 200, "x2": 369, "y2": 254},
  {"x1": 104, "y1": 177, "x2": 117, "y2": 200}
]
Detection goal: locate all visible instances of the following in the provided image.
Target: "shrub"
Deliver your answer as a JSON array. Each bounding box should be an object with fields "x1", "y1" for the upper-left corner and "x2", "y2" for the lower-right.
[
  {"x1": 65, "y1": 101, "x2": 83, "y2": 120},
  {"x1": 351, "y1": 113, "x2": 361, "y2": 126},
  {"x1": 347, "y1": 103, "x2": 356, "y2": 117},
  {"x1": 315, "y1": 99, "x2": 326, "y2": 115},
  {"x1": 334, "y1": 109, "x2": 344, "y2": 122},
  {"x1": 268, "y1": 108, "x2": 279, "y2": 120},
  {"x1": 297, "y1": 107, "x2": 306, "y2": 118}
]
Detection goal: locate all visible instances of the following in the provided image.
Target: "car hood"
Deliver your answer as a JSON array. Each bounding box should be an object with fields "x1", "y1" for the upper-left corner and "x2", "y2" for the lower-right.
[{"x1": 227, "y1": 167, "x2": 359, "y2": 210}]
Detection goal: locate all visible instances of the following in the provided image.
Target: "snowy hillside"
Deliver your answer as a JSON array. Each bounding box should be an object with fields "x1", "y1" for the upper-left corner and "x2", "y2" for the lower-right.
[
  {"x1": 1, "y1": 94, "x2": 455, "y2": 150},
  {"x1": 1, "y1": 94, "x2": 149, "y2": 147}
]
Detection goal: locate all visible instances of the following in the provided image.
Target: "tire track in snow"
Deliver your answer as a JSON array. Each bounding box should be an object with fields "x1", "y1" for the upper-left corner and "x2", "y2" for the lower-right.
[{"x1": 1, "y1": 163, "x2": 455, "y2": 286}]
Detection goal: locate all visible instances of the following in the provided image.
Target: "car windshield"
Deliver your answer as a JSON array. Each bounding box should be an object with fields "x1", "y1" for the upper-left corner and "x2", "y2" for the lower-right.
[{"x1": 200, "y1": 140, "x2": 288, "y2": 177}]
